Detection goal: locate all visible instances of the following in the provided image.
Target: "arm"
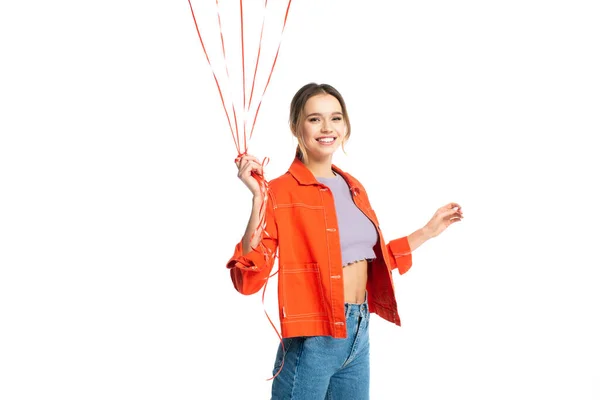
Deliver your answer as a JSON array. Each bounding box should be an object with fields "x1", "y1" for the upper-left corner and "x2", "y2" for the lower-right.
[
  {"x1": 407, "y1": 227, "x2": 431, "y2": 253},
  {"x1": 242, "y1": 195, "x2": 267, "y2": 255},
  {"x1": 226, "y1": 191, "x2": 278, "y2": 295},
  {"x1": 387, "y1": 202, "x2": 463, "y2": 274}
]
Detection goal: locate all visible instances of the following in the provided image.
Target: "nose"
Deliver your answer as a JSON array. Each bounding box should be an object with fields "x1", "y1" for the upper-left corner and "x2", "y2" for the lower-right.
[{"x1": 321, "y1": 120, "x2": 333, "y2": 132}]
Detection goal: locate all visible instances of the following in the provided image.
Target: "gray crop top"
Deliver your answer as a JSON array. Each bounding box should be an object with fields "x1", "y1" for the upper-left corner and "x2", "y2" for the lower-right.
[{"x1": 316, "y1": 173, "x2": 378, "y2": 267}]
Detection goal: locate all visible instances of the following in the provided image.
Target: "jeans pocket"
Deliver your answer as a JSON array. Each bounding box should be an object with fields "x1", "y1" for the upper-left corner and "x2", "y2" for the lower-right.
[{"x1": 272, "y1": 337, "x2": 301, "y2": 374}]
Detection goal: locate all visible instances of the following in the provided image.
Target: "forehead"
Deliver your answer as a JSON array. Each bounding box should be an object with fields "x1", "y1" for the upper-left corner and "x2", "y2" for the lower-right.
[{"x1": 304, "y1": 94, "x2": 342, "y2": 114}]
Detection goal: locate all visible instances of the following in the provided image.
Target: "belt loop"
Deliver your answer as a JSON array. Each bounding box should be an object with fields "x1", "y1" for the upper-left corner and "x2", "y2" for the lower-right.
[
  {"x1": 345, "y1": 303, "x2": 350, "y2": 319},
  {"x1": 361, "y1": 290, "x2": 367, "y2": 317}
]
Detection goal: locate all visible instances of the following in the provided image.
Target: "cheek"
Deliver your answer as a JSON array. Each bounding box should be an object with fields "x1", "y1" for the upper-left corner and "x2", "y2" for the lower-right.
[{"x1": 301, "y1": 124, "x2": 316, "y2": 142}]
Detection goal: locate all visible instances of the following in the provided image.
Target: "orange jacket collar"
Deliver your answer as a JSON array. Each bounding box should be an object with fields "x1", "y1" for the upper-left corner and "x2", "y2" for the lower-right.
[{"x1": 288, "y1": 157, "x2": 354, "y2": 188}]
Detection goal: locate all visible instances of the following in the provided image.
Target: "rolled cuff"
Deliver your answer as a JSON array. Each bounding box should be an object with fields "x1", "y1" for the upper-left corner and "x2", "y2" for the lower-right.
[
  {"x1": 387, "y1": 236, "x2": 413, "y2": 274},
  {"x1": 226, "y1": 241, "x2": 264, "y2": 271}
]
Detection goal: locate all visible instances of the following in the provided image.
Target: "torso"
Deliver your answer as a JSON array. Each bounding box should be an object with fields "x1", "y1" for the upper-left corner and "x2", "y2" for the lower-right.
[
  {"x1": 343, "y1": 259, "x2": 369, "y2": 303},
  {"x1": 313, "y1": 171, "x2": 373, "y2": 304}
]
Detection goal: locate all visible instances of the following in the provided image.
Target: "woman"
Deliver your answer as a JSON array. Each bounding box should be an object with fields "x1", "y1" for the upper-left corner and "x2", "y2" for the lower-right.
[{"x1": 227, "y1": 83, "x2": 463, "y2": 399}]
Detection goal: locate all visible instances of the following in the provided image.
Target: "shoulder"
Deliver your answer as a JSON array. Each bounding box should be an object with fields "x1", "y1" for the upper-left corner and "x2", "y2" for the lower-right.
[
  {"x1": 267, "y1": 171, "x2": 296, "y2": 191},
  {"x1": 337, "y1": 167, "x2": 368, "y2": 191},
  {"x1": 264, "y1": 172, "x2": 297, "y2": 204},
  {"x1": 341, "y1": 170, "x2": 361, "y2": 184}
]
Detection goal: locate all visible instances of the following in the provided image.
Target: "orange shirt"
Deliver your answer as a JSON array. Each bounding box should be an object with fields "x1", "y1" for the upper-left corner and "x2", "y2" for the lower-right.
[{"x1": 226, "y1": 157, "x2": 413, "y2": 339}]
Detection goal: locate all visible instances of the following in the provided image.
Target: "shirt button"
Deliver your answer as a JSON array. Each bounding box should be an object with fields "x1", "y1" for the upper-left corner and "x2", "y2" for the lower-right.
[{"x1": 326, "y1": 228, "x2": 337, "y2": 232}]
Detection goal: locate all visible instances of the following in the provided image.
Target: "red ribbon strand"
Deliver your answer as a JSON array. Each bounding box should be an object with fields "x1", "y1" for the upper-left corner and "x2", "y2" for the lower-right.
[{"x1": 187, "y1": 0, "x2": 294, "y2": 381}]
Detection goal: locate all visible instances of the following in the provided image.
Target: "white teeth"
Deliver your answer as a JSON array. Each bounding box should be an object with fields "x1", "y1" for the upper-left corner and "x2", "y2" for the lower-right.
[{"x1": 318, "y1": 137, "x2": 334, "y2": 143}]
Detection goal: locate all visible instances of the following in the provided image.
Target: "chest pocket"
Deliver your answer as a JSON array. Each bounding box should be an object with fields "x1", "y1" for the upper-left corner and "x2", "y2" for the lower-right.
[{"x1": 281, "y1": 262, "x2": 327, "y2": 319}]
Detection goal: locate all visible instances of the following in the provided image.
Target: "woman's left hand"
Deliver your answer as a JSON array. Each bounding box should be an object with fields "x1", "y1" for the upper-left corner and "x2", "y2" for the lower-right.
[{"x1": 423, "y1": 202, "x2": 463, "y2": 239}]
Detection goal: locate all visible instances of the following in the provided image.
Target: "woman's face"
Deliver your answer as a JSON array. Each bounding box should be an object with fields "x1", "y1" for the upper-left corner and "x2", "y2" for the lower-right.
[{"x1": 299, "y1": 94, "x2": 347, "y2": 162}]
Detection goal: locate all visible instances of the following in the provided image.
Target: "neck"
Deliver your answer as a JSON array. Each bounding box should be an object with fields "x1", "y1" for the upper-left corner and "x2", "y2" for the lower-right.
[{"x1": 302, "y1": 155, "x2": 335, "y2": 178}]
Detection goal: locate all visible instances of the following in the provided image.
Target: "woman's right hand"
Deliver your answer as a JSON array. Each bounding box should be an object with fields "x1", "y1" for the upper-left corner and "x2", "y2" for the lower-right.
[{"x1": 235, "y1": 154, "x2": 264, "y2": 197}]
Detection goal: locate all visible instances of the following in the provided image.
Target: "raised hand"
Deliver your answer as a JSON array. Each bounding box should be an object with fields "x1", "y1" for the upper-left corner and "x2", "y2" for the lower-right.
[
  {"x1": 235, "y1": 154, "x2": 264, "y2": 197},
  {"x1": 423, "y1": 202, "x2": 463, "y2": 239}
]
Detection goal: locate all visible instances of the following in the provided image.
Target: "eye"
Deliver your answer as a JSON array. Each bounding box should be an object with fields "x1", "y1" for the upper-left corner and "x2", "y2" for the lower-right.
[
  {"x1": 333, "y1": 116, "x2": 343, "y2": 121},
  {"x1": 308, "y1": 117, "x2": 320, "y2": 122}
]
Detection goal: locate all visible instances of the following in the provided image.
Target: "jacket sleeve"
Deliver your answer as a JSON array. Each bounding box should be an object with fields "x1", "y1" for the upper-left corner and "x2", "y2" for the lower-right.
[
  {"x1": 386, "y1": 236, "x2": 413, "y2": 274},
  {"x1": 226, "y1": 191, "x2": 278, "y2": 295}
]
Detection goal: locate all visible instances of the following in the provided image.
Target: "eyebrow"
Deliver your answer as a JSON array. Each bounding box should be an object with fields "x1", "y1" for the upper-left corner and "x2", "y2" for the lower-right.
[{"x1": 306, "y1": 112, "x2": 343, "y2": 117}]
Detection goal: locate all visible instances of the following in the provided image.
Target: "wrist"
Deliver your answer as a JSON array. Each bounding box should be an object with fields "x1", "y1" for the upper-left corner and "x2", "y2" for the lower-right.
[
  {"x1": 421, "y1": 226, "x2": 433, "y2": 240},
  {"x1": 252, "y1": 193, "x2": 264, "y2": 206}
]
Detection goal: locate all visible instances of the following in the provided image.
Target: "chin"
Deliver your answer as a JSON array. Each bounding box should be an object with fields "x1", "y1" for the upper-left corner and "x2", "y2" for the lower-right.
[{"x1": 308, "y1": 149, "x2": 338, "y2": 161}]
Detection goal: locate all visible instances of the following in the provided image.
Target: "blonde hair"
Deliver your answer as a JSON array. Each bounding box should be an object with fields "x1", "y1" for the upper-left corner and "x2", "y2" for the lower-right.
[{"x1": 289, "y1": 83, "x2": 351, "y2": 161}]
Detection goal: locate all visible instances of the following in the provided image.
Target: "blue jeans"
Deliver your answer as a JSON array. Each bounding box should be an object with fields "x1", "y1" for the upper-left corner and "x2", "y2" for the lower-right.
[{"x1": 270, "y1": 299, "x2": 370, "y2": 399}]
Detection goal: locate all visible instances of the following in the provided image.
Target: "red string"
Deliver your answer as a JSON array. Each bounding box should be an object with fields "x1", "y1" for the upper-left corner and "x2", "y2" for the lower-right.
[
  {"x1": 186, "y1": 0, "x2": 240, "y2": 155},
  {"x1": 261, "y1": 255, "x2": 285, "y2": 381},
  {"x1": 235, "y1": 154, "x2": 286, "y2": 381},
  {"x1": 248, "y1": 0, "x2": 293, "y2": 142},
  {"x1": 247, "y1": 0, "x2": 268, "y2": 118},
  {"x1": 214, "y1": 0, "x2": 242, "y2": 154},
  {"x1": 187, "y1": 0, "x2": 294, "y2": 381},
  {"x1": 239, "y1": 0, "x2": 248, "y2": 152}
]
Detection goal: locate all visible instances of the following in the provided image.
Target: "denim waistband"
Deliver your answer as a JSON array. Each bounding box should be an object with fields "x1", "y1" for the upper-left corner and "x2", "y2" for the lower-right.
[{"x1": 344, "y1": 292, "x2": 369, "y2": 318}]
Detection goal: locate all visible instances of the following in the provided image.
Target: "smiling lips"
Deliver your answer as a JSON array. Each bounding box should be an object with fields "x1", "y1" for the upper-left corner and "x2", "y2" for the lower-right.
[{"x1": 316, "y1": 137, "x2": 336, "y2": 145}]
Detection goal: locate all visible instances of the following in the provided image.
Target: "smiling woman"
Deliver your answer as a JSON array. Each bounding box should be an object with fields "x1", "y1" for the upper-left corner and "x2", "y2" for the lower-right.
[
  {"x1": 228, "y1": 82, "x2": 463, "y2": 399},
  {"x1": 289, "y1": 84, "x2": 352, "y2": 169}
]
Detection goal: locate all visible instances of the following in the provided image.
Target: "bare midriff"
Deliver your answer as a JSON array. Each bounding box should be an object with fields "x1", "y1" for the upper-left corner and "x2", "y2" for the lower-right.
[{"x1": 342, "y1": 259, "x2": 369, "y2": 303}]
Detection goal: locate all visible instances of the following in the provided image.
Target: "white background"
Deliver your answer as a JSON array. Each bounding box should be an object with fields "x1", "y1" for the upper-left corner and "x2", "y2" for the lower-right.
[{"x1": 1, "y1": 1, "x2": 599, "y2": 399}]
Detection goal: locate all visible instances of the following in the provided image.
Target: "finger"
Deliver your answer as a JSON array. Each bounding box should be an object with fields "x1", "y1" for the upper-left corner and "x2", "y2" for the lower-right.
[
  {"x1": 239, "y1": 156, "x2": 260, "y2": 171},
  {"x1": 250, "y1": 161, "x2": 264, "y2": 176},
  {"x1": 238, "y1": 159, "x2": 254, "y2": 178},
  {"x1": 439, "y1": 208, "x2": 461, "y2": 219},
  {"x1": 442, "y1": 202, "x2": 460, "y2": 210},
  {"x1": 235, "y1": 157, "x2": 246, "y2": 170},
  {"x1": 238, "y1": 160, "x2": 253, "y2": 176},
  {"x1": 240, "y1": 160, "x2": 263, "y2": 177},
  {"x1": 240, "y1": 154, "x2": 261, "y2": 165},
  {"x1": 448, "y1": 214, "x2": 463, "y2": 224},
  {"x1": 240, "y1": 156, "x2": 262, "y2": 173},
  {"x1": 238, "y1": 155, "x2": 250, "y2": 167}
]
